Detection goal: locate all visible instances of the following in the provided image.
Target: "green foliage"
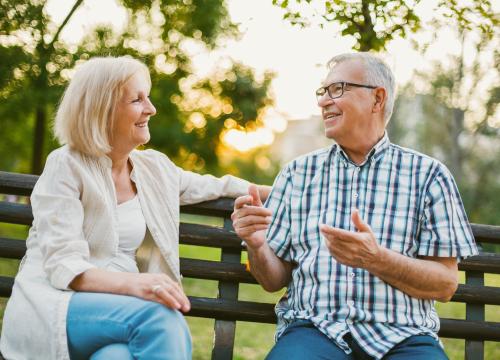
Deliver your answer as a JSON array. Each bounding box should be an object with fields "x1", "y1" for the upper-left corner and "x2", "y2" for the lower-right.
[
  {"x1": 148, "y1": 61, "x2": 276, "y2": 176},
  {"x1": 0, "y1": 0, "x2": 279, "y2": 181},
  {"x1": 271, "y1": 0, "x2": 498, "y2": 52},
  {"x1": 389, "y1": 33, "x2": 500, "y2": 225}
]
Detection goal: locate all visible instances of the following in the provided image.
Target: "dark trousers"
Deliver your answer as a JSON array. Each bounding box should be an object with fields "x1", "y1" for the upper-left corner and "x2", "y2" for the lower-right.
[{"x1": 266, "y1": 320, "x2": 449, "y2": 360}]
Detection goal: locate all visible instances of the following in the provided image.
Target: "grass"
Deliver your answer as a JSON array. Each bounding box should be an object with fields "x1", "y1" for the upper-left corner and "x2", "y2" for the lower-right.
[{"x1": 0, "y1": 218, "x2": 499, "y2": 359}]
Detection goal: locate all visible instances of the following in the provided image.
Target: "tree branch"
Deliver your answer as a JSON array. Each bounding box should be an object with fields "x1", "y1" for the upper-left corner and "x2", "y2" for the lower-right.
[{"x1": 47, "y1": 0, "x2": 84, "y2": 49}]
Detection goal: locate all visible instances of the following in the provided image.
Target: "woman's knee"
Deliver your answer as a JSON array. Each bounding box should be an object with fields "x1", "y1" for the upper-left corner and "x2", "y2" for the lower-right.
[
  {"x1": 90, "y1": 343, "x2": 133, "y2": 360},
  {"x1": 130, "y1": 302, "x2": 192, "y2": 359},
  {"x1": 138, "y1": 302, "x2": 191, "y2": 340}
]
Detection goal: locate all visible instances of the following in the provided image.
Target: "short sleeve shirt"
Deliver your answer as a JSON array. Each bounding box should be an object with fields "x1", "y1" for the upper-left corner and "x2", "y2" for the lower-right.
[{"x1": 264, "y1": 133, "x2": 477, "y2": 359}]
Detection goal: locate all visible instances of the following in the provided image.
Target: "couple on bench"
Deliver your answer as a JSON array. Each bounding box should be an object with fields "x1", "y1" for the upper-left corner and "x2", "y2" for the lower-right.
[{"x1": 1, "y1": 52, "x2": 476, "y2": 360}]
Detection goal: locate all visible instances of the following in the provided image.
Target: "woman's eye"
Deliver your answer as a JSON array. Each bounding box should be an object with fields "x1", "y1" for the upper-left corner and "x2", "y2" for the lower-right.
[{"x1": 132, "y1": 98, "x2": 141, "y2": 103}]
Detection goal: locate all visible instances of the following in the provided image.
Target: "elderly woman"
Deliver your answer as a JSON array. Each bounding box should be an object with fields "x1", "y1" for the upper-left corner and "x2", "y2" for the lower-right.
[{"x1": 0, "y1": 56, "x2": 268, "y2": 360}]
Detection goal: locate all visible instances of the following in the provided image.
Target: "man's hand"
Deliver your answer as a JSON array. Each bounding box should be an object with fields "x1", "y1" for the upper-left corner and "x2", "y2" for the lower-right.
[
  {"x1": 257, "y1": 185, "x2": 272, "y2": 203},
  {"x1": 320, "y1": 209, "x2": 382, "y2": 269},
  {"x1": 232, "y1": 184, "x2": 272, "y2": 251}
]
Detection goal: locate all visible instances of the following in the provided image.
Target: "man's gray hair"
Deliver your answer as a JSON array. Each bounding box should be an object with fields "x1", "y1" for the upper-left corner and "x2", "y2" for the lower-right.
[{"x1": 327, "y1": 53, "x2": 396, "y2": 124}]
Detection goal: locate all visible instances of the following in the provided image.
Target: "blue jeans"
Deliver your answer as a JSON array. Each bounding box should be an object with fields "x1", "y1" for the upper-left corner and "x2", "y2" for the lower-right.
[
  {"x1": 266, "y1": 320, "x2": 448, "y2": 360},
  {"x1": 66, "y1": 292, "x2": 192, "y2": 360}
]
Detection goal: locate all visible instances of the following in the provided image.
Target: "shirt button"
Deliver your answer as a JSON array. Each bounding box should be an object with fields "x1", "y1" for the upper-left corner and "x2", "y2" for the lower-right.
[
  {"x1": 353, "y1": 193, "x2": 358, "y2": 198},
  {"x1": 350, "y1": 272, "x2": 355, "y2": 278},
  {"x1": 355, "y1": 167, "x2": 360, "y2": 172},
  {"x1": 348, "y1": 300, "x2": 354, "y2": 306}
]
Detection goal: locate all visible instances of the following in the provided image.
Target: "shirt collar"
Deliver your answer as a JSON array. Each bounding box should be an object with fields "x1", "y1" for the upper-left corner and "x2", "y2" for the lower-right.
[
  {"x1": 96, "y1": 151, "x2": 138, "y2": 182},
  {"x1": 334, "y1": 132, "x2": 390, "y2": 167},
  {"x1": 97, "y1": 154, "x2": 113, "y2": 168}
]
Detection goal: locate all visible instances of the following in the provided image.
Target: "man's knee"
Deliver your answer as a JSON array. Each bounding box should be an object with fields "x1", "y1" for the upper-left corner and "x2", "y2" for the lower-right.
[
  {"x1": 267, "y1": 321, "x2": 350, "y2": 360},
  {"x1": 385, "y1": 335, "x2": 448, "y2": 359}
]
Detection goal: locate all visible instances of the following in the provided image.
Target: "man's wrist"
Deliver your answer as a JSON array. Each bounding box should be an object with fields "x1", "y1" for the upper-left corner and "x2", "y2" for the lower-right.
[
  {"x1": 366, "y1": 245, "x2": 389, "y2": 275},
  {"x1": 246, "y1": 241, "x2": 268, "y2": 256}
]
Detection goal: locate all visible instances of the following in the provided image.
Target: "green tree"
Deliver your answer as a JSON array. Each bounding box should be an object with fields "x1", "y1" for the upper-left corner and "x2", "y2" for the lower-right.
[
  {"x1": 271, "y1": 0, "x2": 498, "y2": 51},
  {"x1": 389, "y1": 32, "x2": 500, "y2": 225},
  {"x1": 0, "y1": 0, "x2": 276, "y2": 179}
]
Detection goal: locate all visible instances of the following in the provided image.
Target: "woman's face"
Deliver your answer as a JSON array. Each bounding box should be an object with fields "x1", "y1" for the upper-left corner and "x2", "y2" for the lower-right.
[{"x1": 110, "y1": 72, "x2": 156, "y2": 154}]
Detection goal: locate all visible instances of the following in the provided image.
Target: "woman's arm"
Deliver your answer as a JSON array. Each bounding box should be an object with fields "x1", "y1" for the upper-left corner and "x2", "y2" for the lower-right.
[{"x1": 70, "y1": 269, "x2": 191, "y2": 312}]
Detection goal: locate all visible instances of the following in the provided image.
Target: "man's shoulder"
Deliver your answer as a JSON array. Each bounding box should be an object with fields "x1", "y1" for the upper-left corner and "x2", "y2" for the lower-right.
[{"x1": 389, "y1": 143, "x2": 443, "y2": 169}]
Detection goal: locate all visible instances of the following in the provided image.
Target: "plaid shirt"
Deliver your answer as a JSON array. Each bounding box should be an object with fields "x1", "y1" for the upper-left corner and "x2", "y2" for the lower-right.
[{"x1": 264, "y1": 133, "x2": 477, "y2": 359}]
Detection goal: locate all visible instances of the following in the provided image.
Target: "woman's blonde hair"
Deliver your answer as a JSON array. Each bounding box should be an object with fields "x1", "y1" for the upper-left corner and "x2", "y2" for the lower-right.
[{"x1": 54, "y1": 56, "x2": 150, "y2": 157}]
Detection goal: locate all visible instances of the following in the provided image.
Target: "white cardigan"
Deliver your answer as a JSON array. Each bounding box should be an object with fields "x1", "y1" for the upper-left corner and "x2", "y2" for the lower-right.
[{"x1": 0, "y1": 145, "x2": 249, "y2": 360}]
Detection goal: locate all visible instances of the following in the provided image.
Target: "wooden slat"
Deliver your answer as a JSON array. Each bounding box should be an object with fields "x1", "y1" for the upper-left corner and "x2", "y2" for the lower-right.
[
  {"x1": 0, "y1": 238, "x2": 256, "y2": 283},
  {"x1": 0, "y1": 201, "x2": 32, "y2": 225},
  {"x1": 3, "y1": 237, "x2": 500, "y2": 294},
  {"x1": 452, "y1": 284, "x2": 500, "y2": 305},
  {"x1": 2, "y1": 172, "x2": 500, "y2": 240},
  {"x1": 181, "y1": 258, "x2": 256, "y2": 283},
  {"x1": 181, "y1": 198, "x2": 234, "y2": 218},
  {"x1": 0, "y1": 238, "x2": 26, "y2": 259},
  {"x1": 179, "y1": 223, "x2": 243, "y2": 250},
  {"x1": 0, "y1": 171, "x2": 236, "y2": 215},
  {"x1": 0, "y1": 275, "x2": 499, "y2": 341},
  {"x1": 459, "y1": 253, "x2": 500, "y2": 274},
  {"x1": 439, "y1": 318, "x2": 500, "y2": 341},
  {"x1": 188, "y1": 296, "x2": 276, "y2": 323},
  {"x1": 0, "y1": 276, "x2": 13, "y2": 297},
  {"x1": 0, "y1": 200, "x2": 238, "y2": 227},
  {"x1": 0, "y1": 171, "x2": 38, "y2": 197},
  {"x1": 471, "y1": 224, "x2": 500, "y2": 245}
]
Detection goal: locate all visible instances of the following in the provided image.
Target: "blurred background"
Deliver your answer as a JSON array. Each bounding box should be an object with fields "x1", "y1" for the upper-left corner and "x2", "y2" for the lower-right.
[{"x1": 0, "y1": 0, "x2": 499, "y2": 359}]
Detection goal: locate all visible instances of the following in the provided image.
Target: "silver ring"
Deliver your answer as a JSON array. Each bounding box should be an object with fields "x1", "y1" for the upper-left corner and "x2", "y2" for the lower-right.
[{"x1": 151, "y1": 284, "x2": 162, "y2": 294}]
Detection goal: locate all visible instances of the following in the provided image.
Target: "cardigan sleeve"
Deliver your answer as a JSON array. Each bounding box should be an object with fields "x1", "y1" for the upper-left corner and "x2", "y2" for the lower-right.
[
  {"x1": 153, "y1": 150, "x2": 250, "y2": 205},
  {"x1": 177, "y1": 168, "x2": 250, "y2": 205},
  {"x1": 31, "y1": 150, "x2": 96, "y2": 290}
]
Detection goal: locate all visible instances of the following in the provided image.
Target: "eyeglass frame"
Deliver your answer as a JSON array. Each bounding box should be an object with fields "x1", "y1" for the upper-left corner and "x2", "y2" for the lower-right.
[{"x1": 315, "y1": 81, "x2": 377, "y2": 102}]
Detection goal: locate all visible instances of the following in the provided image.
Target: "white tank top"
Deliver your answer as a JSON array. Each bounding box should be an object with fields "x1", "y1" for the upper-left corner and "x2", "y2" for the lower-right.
[{"x1": 107, "y1": 195, "x2": 146, "y2": 273}]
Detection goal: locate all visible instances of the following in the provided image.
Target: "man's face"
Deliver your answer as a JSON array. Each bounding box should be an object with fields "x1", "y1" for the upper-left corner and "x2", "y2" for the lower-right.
[{"x1": 317, "y1": 60, "x2": 377, "y2": 147}]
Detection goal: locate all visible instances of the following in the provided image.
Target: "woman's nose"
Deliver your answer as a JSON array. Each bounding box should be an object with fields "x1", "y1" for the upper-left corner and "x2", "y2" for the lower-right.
[{"x1": 146, "y1": 97, "x2": 156, "y2": 116}]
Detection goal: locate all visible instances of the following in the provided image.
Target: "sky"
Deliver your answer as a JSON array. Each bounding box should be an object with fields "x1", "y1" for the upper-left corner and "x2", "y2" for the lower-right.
[
  {"x1": 47, "y1": 0, "x2": 474, "y2": 116},
  {"x1": 46, "y1": 0, "x2": 499, "y2": 150}
]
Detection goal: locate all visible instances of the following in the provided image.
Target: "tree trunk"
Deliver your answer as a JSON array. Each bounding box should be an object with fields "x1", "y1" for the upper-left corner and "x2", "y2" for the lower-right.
[
  {"x1": 449, "y1": 107, "x2": 464, "y2": 185},
  {"x1": 31, "y1": 106, "x2": 46, "y2": 175}
]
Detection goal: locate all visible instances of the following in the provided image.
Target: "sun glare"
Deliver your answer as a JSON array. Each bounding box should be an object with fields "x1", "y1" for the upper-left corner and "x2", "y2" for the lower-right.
[{"x1": 222, "y1": 127, "x2": 275, "y2": 152}]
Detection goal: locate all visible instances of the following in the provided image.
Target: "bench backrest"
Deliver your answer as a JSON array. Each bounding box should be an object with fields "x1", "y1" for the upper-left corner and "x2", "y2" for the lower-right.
[{"x1": 0, "y1": 171, "x2": 499, "y2": 360}]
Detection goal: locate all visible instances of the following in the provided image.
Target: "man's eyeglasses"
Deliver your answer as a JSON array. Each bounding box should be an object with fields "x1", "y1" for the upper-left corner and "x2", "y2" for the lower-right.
[{"x1": 316, "y1": 82, "x2": 377, "y2": 102}]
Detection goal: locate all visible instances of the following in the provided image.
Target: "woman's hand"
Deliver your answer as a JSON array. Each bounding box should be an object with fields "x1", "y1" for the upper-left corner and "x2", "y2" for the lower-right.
[
  {"x1": 125, "y1": 273, "x2": 191, "y2": 313},
  {"x1": 70, "y1": 269, "x2": 191, "y2": 313}
]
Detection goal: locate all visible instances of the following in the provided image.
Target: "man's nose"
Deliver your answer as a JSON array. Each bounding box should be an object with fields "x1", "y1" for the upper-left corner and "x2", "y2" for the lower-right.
[{"x1": 317, "y1": 93, "x2": 333, "y2": 107}]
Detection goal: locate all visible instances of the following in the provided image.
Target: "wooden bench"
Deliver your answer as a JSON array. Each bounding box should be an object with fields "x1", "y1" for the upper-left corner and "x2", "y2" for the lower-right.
[{"x1": 0, "y1": 170, "x2": 499, "y2": 360}]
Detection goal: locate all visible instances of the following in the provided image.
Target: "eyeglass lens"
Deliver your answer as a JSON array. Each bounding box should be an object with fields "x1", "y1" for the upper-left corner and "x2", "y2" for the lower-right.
[{"x1": 328, "y1": 83, "x2": 343, "y2": 98}]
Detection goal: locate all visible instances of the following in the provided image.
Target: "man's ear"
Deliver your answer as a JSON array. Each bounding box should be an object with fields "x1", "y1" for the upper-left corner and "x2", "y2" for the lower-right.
[{"x1": 372, "y1": 87, "x2": 387, "y2": 115}]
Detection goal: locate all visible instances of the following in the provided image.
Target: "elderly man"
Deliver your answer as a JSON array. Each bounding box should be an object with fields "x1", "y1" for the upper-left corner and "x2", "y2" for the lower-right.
[{"x1": 232, "y1": 52, "x2": 477, "y2": 359}]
